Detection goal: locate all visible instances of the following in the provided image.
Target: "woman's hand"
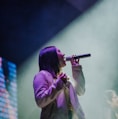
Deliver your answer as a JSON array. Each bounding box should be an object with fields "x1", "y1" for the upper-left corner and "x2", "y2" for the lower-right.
[
  {"x1": 58, "y1": 73, "x2": 69, "y2": 84},
  {"x1": 70, "y1": 55, "x2": 80, "y2": 66}
]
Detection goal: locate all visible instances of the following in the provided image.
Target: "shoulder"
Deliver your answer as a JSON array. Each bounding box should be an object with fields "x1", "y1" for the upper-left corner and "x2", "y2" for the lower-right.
[
  {"x1": 33, "y1": 70, "x2": 53, "y2": 84},
  {"x1": 35, "y1": 70, "x2": 51, "y2": 78}
]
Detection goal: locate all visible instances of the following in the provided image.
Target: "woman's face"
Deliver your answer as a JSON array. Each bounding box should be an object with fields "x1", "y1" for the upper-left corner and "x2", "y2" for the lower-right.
[
  {"x1": 111, "y1": 93, "x2": 118, "y2": 108},
  {"x1": 56, "y1": 48, "x2": 66, "y2": 68}
]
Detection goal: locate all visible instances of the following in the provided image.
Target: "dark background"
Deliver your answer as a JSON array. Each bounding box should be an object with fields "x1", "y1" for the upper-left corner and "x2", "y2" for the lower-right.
[{"x1": 0, "y1": 0, "x2": 99, "y2": 68}]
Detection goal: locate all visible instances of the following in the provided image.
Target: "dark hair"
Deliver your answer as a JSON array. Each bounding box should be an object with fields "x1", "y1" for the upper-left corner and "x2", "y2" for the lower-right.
[{"x1": 39, "y1": 46, "x2": 60, "y2": 78}]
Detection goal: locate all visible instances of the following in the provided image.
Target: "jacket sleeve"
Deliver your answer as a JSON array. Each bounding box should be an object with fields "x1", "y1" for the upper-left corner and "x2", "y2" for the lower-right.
[
  {"x1": 33, "y1": 71, "x2": 64, "y2": 108},
  {"x1": 72, "y1": 64, "x2": 85, "y2": 96}
]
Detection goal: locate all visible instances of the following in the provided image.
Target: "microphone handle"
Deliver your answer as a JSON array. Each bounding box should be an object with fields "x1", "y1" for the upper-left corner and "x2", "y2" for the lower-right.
[{"x1": 66, "y1": 53, "x2": 91, "y2": 61}]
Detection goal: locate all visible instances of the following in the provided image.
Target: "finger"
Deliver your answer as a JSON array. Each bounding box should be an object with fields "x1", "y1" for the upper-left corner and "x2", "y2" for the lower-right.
[
  {"x1": 63, "y1": 73, "x2": 67, "y2": 78},
  {"x1": 70, "y1": 55, "x2": 76, "y2": 65},
  {"x1": 60, "y1": 72, "x2": 65, "y2": 76},
  {"x1": 59, "y1": 73, "x2": 66, "y2": 78},
  {"x1": 75, "y1": 58, "x2": 79, "y2": 63},
  {"x1": 66, "y1": 76, "x2": 70, "y2": 80}
]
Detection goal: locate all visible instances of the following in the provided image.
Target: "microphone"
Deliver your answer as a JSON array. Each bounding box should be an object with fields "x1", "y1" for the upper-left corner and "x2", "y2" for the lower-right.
[{"x1": 66, "y1": 53, "x2": 91, "y2": 61}]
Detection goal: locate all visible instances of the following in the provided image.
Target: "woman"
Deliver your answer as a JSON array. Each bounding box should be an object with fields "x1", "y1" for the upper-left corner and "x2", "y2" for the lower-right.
[
  {"x1": 104, "y1": 90, "x2": 118, "y2": 119},
  {"x1": 33, "y1": 46, "x2": 85, "y2": 119}
]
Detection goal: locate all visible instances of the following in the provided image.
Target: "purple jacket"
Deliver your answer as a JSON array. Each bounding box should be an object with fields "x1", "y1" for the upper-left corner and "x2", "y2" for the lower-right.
[{"x1": 33, "y1": 65, "x2": 85, "y2": 119}]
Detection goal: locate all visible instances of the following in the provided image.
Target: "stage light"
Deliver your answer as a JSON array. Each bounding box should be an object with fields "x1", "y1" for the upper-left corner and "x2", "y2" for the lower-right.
[{"x1": 18, "y1": 0, "x2": 118, "y2": 119}]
